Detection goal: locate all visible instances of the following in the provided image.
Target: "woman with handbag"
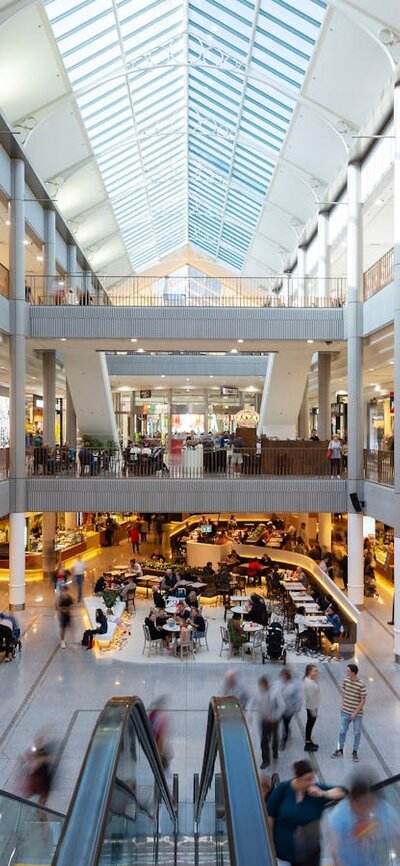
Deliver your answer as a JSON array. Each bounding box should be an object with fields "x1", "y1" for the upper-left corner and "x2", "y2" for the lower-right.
[
  {"x1": 327, "y1": 435, "x2": 342, "y2": 478},
  {"x1": 266, "y1": 759, "x2": 345, "y2": 865}
]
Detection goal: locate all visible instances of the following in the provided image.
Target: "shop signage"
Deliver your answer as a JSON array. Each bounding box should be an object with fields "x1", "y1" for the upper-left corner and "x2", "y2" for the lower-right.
[
  {"x1": 140, "y1": 389, "x2": 152, "y2": 398},
  {"x1": 221, "y1": 386, "x2": 239, "y2": 396},
  {"x1": 390, "y1": 391, "x2": 394, "y2": 414},
  {"x1": 235, "y1": 409, "x2": 259, "y2": 427}
]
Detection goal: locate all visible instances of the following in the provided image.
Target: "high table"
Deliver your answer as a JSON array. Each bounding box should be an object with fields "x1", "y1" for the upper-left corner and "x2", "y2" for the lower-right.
[{"x1": 135, "y1": 574, "x2": 162, "y2": 597}]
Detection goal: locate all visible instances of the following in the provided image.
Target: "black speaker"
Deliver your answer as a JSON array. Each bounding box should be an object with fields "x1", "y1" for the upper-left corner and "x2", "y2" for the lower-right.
[{"x1": 349, "y1": 492, "x2": 363, "y2": 513}]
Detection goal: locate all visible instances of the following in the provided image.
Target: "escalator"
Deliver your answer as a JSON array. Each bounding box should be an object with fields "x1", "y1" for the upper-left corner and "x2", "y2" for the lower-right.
[{"x1": 0, "y1": 696, "x2": 276, "y2": 866}]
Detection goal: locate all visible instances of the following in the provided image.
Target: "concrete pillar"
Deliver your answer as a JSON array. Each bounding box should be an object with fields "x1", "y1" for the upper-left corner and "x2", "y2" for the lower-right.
[
  {"x1": 43, "y1": 209, "x2": 56, "y2": 298},
  {"x1": 318, "y1": 210, "x2": 330, "y2": 301},
  {"x1": 318, "y1": 353, "x2": 331, "y2": 440},
  {"x1": 67, "y1": 243, "x2": 79, "y2": 302},
  {"x1": 347, "y1": 161, "x2": 364, "y2": 608},
  {"x1": 130, "y1": 390, "x2": 136, "y2": 438},
  {"x1": 66, "y1": 380, "x2": 76, "y2": 448},
  {"x1": 169, "y1": 388, "x2": 174, "y2": 437},
  {"x1": 43, "y1": 512, "x2": 56, "y2": 580},
  {"x1": 9, "y1": 159, "x2": 26, "y2": 609},
  {"x1": 297, "y1": 246, "x2": 306, "y2": 305},
  {"x1": 43, "y1": 351, "x2": 56, "y2": 446},
  {"x1": 297, "y1": 381, "x2": 309, "y2": 439},
  {"x1": 318, "y1": 512, "x2": 332, "y2": 552},
  {"x1": 203, "y1": 389, "x2": 209, "y2": 432},
  {"x1": 65, "y1": 512, "x2": 76, "y2": 531},
  {"x1": 394, "y1": 81, "x2": 400, "y2": 658}
]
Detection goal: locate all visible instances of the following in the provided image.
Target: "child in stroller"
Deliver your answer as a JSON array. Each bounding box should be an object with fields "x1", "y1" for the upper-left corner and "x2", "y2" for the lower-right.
[
  {"x1": 262, "y1": 620, "x2": 286, "y2": 665},
  {"x1": 0, "y1": 612, "x2": 22, "y2": 661}
]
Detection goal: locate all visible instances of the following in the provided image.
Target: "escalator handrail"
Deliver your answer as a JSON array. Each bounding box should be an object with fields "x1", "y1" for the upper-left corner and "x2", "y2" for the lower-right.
[
  {"x1": 52, "y1": 696, "x2": 177, "y2": 866},
  {"x1": 0, "y1": 786, "x2": 64, "y2": 818},
  {"x1": 194, "y1": 696, "x2": 276, "y2": 866},
  {"x1": 372, "y1": 772, "x2": 400, "y2": 792}
]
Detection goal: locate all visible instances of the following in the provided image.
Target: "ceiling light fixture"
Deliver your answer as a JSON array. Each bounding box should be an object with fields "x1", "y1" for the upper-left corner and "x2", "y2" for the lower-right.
[
  {"x1": 237, "y1": 339, "x2": 244, "y2": 343},
  {"x1": 230, "y1": 348, "x2": 238, "y2": 354},
  {"x1": 131, "y1": 338, "x2": 137, "y2": 343},
  {"x1": 60, "y1": 338, "x2": 67, "y2": 342},
  {"x1": 307, "y1": 339, "x2": 314, "y2": 344},
  {"x1": 137, "y1": 348, "x2": 145, "y2": 353}
]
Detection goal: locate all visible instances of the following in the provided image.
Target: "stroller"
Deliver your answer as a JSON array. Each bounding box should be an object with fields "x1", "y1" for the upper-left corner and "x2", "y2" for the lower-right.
[
  {"x1": 0, "y1": 623, "x2": 22, "y2": 661},
  {"x1": 262, "y1": 621, "x2": 286, "y2": 665}
]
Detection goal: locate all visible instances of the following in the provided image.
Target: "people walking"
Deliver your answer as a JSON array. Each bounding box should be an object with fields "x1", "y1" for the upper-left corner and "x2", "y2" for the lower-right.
[
  {"x1": 57, "y1": 585, "x2": 74, "y2": 648},
  {"x1": 129, "y1": 523, "x2": 140, "y2": 554},
  {"x1": 278, "y1": 668, "x2": 303, "y2": 750},
  {"x1": 331, "y1": 663, "x2": 367, "y2": 762},
  {"x1": 254, "y1": 675, "x2": 285, "y2": 768},
  {"x1": 304, "y1": 664, "x2": 320, "y2": 752},
  {"x1": 72, "y1": 556, "x2": 86, "y2": 602}
]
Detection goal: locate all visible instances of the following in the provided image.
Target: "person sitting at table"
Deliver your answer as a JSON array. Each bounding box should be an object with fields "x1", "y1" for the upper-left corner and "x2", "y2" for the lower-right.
[
  {"x1": 153, "y1": 588, "x2": 166, "y2": 610},
  {"x1": 191, "y1": 608, "x2": 206, "y2": 641},
  {"x1": 151, "y1": 549, "x2": 166, "y2": 563},
  {"x1": 225, "y1": 550, "x2": 240, "y2": 566},
  {"x1": 203, "y1": 561, "x2": 215, "y2": 576},
  {"x1": 247, "y1": 558, "x2": 263, "y2": 587},
  {"x1": 294, "y1": 605, "x2": 316, "y2": 650},
  {"x1": 155, "y1": 608, "x2": 169, "y2": 641},
  {"x1": 187, "y1": 589, "x2": 199, "y2": 609},
  {"x1": 145, "y1": 610, "x2": 165, "y2": 642},
  {"x1": 260, "y1": 553, "x2": 273, "y2": 570},
  {"x1": 227, "y1": 613, "x2": 247, "y2": 653},
  {"x1": 176, "y1": 621, "x2": 191, "y2": 651},
  {"x1": 243, "y1": 593, "x2": 267, "y2": 626},
  {"x1": 293, "y1": 566, "x2": 309, "y2": 589},
  {"x1": 215, "y1": 530, "x2": 229, "y2": 545},
  {"x1": 271, "y1": 569, "x2": 283, "y2": 596},
  {"x1": 119, "y1": 577, "x2": 137, "y2": 601},
  {"x1": 176, "y1": 600, "x2": 191, "y2": 621},
  {"x1": 94, "y1": 575, "x2": 107, "y2": 594},
  {"x1": 324, "y1": 604, "x2": 342, "y2": 647},
  {"x1": 129, "y1": 558, "x2": 143, "y2": 578},
  {"x1": 160, "y1": 568, "x2": 178, "y2": 594}
]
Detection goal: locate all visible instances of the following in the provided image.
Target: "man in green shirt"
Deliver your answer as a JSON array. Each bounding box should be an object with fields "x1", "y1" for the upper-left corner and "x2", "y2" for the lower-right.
[{"x1": 331, "y1": 663, "x2": 367, "y2": 762}]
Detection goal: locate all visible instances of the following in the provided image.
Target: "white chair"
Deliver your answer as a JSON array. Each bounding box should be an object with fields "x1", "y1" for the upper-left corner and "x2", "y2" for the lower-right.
[
  {"x1": 177, "y1": 630, "x2": 195, "y2": 661},
  {"x1": 219, "y1": 625, "x2": 231, "y2": 657},
  {"x1": 240, "y1": 629, "x2": 263, "y2": 662},
  {"x1": 142, "y1": 624, "x2": 163, "y2": 656}
]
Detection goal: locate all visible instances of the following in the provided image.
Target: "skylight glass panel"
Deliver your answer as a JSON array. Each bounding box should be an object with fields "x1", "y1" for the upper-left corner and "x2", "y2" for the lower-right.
[{"x1": 44, "y1": 0, "x2": 326, "y2": 272}]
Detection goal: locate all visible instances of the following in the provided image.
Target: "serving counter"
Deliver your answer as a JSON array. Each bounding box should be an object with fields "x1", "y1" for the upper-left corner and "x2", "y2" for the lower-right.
[{"x1": 186, "y1": 540, "x2": 232, "y2": 569}]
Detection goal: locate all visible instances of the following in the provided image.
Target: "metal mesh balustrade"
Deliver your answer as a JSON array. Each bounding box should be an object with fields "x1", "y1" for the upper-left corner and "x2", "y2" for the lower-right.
[{"x1": 25, "y1": 274, "x2": 347, "y2": 308}]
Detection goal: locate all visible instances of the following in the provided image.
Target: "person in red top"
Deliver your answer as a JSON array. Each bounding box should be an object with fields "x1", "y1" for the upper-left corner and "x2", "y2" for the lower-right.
[
  {"x1": 248, "y1": 558, "x2": 263, "y2": 586},
  {"x1": 129, "y1": 524, "x2": 140, "y2": 554}
]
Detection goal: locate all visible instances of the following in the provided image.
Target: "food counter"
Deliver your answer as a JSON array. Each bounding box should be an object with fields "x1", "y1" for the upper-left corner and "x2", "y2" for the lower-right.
[{"x1": 186, "y1": 540, "x2": 232, "y2": 569}]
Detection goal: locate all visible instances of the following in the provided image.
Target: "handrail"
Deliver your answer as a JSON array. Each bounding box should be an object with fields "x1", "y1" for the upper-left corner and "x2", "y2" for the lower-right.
[
  {"x1": 363, "y1": 247, "x2": 394, "y2": 300},
  {"x1": 0, "y1": 786, "x2": 64, "y2": 818},
  {"x1": 194, "y1": 696, "x2": 276, "y2": 866},
  {"x1": 372, "y1": 771, "x2": 400, "y2": 792},
  {"x1": 52, "y1": 696, "x2": 177, "y2": 866},
  {"x1": 364, "y1": 448, "x2": 394, "y2": 487}
]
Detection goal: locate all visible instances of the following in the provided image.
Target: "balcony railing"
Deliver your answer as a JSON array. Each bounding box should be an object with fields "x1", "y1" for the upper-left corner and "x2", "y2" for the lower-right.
[
  {"x1": 0, "y1": 448, "x2": 9, "y2": 479},
  {"x1": 25, "y1": 274, "x2": 346, "y2": 308},
  {"x1": 27, "y1": 445, "x2": 344, "y2": 480},
  {"x1": 0, "y1": 263, "x2": 9, "y2": 299},
  {"x1": 363, "y1": 448, "x2": 394, "y2": 486},
  {"x1": 363, "y1": 248, "x2": 394, "y2": 300}
]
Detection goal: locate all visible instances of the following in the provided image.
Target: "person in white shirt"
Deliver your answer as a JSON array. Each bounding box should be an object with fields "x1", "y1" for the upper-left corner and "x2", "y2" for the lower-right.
[
  {"x1": 304, "y1": 664, "x2": 320, "y2": 752},
  {"x1": 294, "y1": 605, "x2": 315, "y2": 650},
  {"x1": 129, "y1": 558, "x2": 143, "y2": 578},
  {"x1": 73, "y1": 557, "x2": 86, "y2": 602}
]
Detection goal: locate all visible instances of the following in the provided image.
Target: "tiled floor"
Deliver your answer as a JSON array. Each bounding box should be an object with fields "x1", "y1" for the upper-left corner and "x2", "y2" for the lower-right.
[{"x1": 0, "y1": 536, "x2": 399, "y2": 819}]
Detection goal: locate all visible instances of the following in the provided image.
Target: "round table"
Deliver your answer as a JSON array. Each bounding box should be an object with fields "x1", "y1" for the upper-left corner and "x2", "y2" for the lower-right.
[
  {"x1": 242, "y1": 622, "x2": 263, "y2": 633},
  {"x1": 231, "y1": 595, "x2": 248, "y2": 603},
  {"x1": 231, "y1": 605, "x2": 249, "y2": 615},
  {"x1": 163, "y1": 622, "x2": 181, "y2": 633}
]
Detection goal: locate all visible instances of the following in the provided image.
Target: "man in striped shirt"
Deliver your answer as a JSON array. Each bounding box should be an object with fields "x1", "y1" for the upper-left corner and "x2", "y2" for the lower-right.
[{"x1": 331, "y1": 664, "x2": 367, "y2": 762}]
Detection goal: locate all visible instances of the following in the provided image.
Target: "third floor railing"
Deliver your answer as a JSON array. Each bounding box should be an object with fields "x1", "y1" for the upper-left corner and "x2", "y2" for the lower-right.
[
  {"x1": 363, "y1": 247, "x2": 394, "y2": 300},
  {"x1": 26, "y1": 274, "x2": 346, "y2": 308}
]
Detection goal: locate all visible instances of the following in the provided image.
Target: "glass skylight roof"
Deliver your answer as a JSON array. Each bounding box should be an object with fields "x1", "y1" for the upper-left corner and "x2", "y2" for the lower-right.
[{"x1": 44, "y1": 0, "x2": 326, "y2": 272}]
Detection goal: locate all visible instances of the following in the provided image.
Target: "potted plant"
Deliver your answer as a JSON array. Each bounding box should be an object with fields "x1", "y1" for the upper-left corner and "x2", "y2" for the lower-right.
[{"x1": 102, "y1": 588, "x2": 120, "y2": 614}]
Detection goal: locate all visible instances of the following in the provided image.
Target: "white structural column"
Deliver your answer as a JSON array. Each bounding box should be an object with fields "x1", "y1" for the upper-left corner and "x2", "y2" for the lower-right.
[
  {"x1": 67, "y1": 243, "x2": 78, "y2": 301},
  {"x1": 297, "y1": 381, "x2": 309, "y2": 439},
  {"x1": 317, "y1": 353, "x2": 331, "y2": 440},
  {"x1": 43, "y1": 209, "x2": 56, "y2": 298},
  {"x1": 66, "y1": 380, "x2": 76, "y2": 448},
  {"x1": 393, "y1": 80, "x2": 400, "y2": 660},
  {"x1": 347, "y1": 162, "x2": 364, "y2": 607},
  {"x1": 318, "y1": 210, "x2": 330, "y2": 300},
  {"x1": 9, "y1": 159, "x2": 26, "y2": 609},
  {"x1": 318, "y1": 512, "x2": 332, "y2": 552},
  {"x1": 297, "y1": 245, "x2": 306, "y2": 305},
  {"x1": 42, "y1": 350, "x2": 57, "y2": 579}
]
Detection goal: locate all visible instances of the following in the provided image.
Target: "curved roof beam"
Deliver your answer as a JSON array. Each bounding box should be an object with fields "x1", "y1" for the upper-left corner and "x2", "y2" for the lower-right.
[
  {"x1": 0, "y1": 0, "x2": 36, "y2": 26},
  {"x1": 329, "y1": 0, "x2": 400, "y2": 70}
]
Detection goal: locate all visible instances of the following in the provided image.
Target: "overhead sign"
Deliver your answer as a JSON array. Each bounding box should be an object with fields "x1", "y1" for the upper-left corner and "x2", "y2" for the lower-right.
[
  {"x1": 140, "y1": 389, "x2": 152, "y2": 399},
  {"x1": 221, "y1": 386, "x2": 239, "y2": 396}
]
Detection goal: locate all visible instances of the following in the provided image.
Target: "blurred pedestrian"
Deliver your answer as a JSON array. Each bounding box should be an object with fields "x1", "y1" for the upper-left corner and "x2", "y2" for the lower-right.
[
  {"x1": 304, "y1": 664, "x2": 320, "y2": 752},
  {"x1": 148, "y1": 696, "x2": 172, "y2": 769},
  {"x1": 57, "y1": 585, "x2": 74, "y2": 648},
  {"x1": 129, "y1": 523, "x2": 140, "y2": 554},
  {"x1": 321, "y1": 768, "x2": 400, "y2": 866},
  {"x1": 17, "y1": 730, "x2": 58, "y2": 808},
  {"x1": 278, "y1": 668, "x2": 303, "y2": 750},
  {"x1": 72, "y1": 555, "x2": 86, "y2": 602},
  {"x1": 253, "y1": 675, "x2": 285, "y2": 768},
  {"x1": 221, "y1": 670, "x2": 249, "y2": 709},
  {"x1": 267, "y1": 759, "x2": 345, "y2": 866}
]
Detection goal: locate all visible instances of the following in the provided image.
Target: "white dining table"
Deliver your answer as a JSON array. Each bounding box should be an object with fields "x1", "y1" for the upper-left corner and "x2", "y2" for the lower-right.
[
  {"x1": 231, "y1": 605, "x2": 249, "y2": 615},
  {"x1": 231, "y1": 595, "x2": 248, "y2": 603},
  {"x1": 242, "y1": 622, "x2": 263, "y2": 633}
]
